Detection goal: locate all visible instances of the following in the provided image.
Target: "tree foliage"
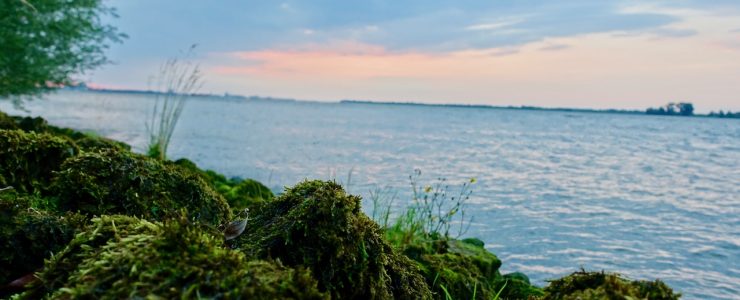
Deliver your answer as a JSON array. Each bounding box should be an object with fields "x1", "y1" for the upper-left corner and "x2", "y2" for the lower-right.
[
  {"x1": 0, "y1": 0, "x2": 126, "y2": 98},
  {"x1": 645, "y1": 102, "x2": 694, "y2": 116}
]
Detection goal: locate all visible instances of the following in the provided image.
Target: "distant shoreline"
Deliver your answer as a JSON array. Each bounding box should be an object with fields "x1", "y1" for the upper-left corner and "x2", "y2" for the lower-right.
[
  {"x1": 340, "y1": 100, "x2": 740, "y2": 119},
  {"x1": 62, "y1": 86, "x2": 738, "y2": 119},
  {"x1": 339, "y1": 99, "x2": 647, "y2": 116}
]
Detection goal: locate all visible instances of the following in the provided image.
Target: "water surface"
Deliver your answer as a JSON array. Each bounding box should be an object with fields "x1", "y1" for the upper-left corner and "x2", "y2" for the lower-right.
[{"x1": 3, "y1": 90, "x2": 738, "y2": 299}]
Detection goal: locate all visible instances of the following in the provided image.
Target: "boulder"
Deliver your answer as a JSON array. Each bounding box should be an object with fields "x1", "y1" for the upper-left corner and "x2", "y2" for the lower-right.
[
  {"x1": 232, "y1": 180, "x2": 432, "y2": 299},
  {"x1": 50, "y1": 149, "x2": 231, "y2": 225},
  {"x1": 21, "y1": 215, "x2": 327, "y2": 299}
]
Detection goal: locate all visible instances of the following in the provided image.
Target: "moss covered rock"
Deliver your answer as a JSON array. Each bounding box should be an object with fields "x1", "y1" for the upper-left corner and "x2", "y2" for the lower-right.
[
  {"x1": 173, "y1": 158, "x2": 274, "y2": 212},
  {"x1": 0, "y1": 111, "x2": 129, "y2": 152},
  {"x1": 417, "y1": 239, "x2": 502, "y2": 299},
  {"x1": 55, "y1": 128, "x2": 131, "y2": 152},
  {"x1": 0, "y1": 130, "x2": 78, "y2": 194},
  {"x1": 21, "y1": 215, "x2": 327, "y2": 299},
  {"x1": 0, "y1": 191, "x2": 86, "y2": 286},
  {"x1": 543, "y1": 270, "x2": 680, "y2": 300},
  {"x1": 50, "y1": 149, "x2": 231, "y2": 225},
  {"x1": 232, "y1": 180, "x2": 432, "y2": 299},
  {"x1": 220, "y1": 178, "x2": 274, "y2": 211},
  {"x1": 0, "y1": 110, "x2": 19, "y2": 130},
  {"x1": 14, "y1": 115, "x2": 48, "y2": 133},
  {"x1": 423, "y1": 239, "x2": 542, "y2": 299},
  {"x1": 498, "y1": 276, "x2": 545, "y2": 300},
  {"x1": 388, "y1": 230, "x2": 543, "y2": 300}
]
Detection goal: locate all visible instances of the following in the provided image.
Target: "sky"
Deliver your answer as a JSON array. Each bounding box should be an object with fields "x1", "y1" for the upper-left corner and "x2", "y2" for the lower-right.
[{"x1": 88, "y1": 0, "x2": 740, "y2": 112}]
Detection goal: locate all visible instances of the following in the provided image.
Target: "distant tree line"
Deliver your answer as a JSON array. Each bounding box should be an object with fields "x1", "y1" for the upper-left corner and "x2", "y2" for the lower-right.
[
  {"x1": 707, "y1": 110, "x2": 740, "y2": 118},
  {"x1": 645, "y1": 102, "x2": 739, "y2": 118},
  {"x1": 646, "y1": 102, "x2": 694, "y2": 116}
]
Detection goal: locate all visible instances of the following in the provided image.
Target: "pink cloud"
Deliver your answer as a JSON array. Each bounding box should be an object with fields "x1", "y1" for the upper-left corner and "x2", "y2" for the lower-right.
[
  {"x1": 210, "y1": 42, "x2": 501, "y2": 79},
  {"x1": 85, "y1": 82, "x2": 133, "y2": 90}
]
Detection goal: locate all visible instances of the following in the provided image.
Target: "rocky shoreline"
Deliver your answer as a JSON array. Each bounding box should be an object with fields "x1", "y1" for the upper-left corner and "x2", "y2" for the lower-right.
[{"x1": 0, "y1": 110, "x2": 680, "y2": 299}]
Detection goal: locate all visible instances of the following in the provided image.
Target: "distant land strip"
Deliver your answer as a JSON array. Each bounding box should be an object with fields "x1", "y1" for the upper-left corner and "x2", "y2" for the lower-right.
[{"x1": 62, "y1": 85, "x2": 738, "y2": 119}]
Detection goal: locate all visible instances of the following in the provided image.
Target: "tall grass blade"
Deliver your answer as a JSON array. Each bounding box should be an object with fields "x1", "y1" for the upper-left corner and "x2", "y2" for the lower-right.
[{"x1": 145, "y1": 45, "x2": 203, "y2": 160}]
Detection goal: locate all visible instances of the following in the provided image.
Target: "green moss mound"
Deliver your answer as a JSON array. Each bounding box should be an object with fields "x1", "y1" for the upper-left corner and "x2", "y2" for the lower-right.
[
  {"x1": 21, "y1": 215, "x2": 327, "y2": 299},
  {"x1": 395, "y1": 233, "x2": 543, "y2": 300},
  {"x1": 0, "y1": 110, "x2": 18, "y2": 129},
  {"x1": 50, "y1": 149, "x2": 231, "y2": 225},
  {"x1": 174, "y1": 158, "x2": 274, "y2": 211},
  {"x1": 0, "y1": 111, "x2": 130, "y2": 152},
  {"x1": 0, "y1": 192, "x2": 86, "y2": 286},
  {"x1": 233, "y1": 180, "x2": 432, "y2": 299},
  {"x1": 50, "y1": 127, "x2": 131, "y2": 152},
  {"x1": 499, "y1": 276, "x2": 545, "y2": 300},
  {"x1": 222, "y1": 178, "x2": 274, "y2": 211},
  {"x1": 0, "y1": 130, "x2": 78, "y2": 194},
  {"x1": 543, "y1": 270, "x2": 680, "y2": 300},
  {"x1": 14, "y1": 115, "x2": 49, "y2": 133}
]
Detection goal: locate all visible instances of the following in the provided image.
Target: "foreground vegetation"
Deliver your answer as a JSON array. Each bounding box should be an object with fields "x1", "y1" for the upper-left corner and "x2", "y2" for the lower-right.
[
  {"x1": 0, "y1": 0, "x2": 125, "y2": 100},
  {"x1": 0, "y1": 110, "x2": 680, "y2": 299}
]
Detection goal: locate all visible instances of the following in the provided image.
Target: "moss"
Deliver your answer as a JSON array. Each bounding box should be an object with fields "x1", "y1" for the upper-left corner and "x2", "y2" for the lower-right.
[
  {"x1": 173, "y1": 158, "x2": 274, "y2": 212},
  {"x1": 172, "y1": 157, "x2": 201, "y2": 172},
  {"x1": 492, "y1": 271, "x2": 548, "y2": 300},
  {"x1": 15, "y1": 115, "x2": 49, "y2": 133},
  {"x1": 220, "y1": 178, "x2": 274, "y2": 211},
  {"x1": 50, "y1": 149, "x2": 231, "y2": 225},
  {"x1": 497, "y1": 277, "x2": 545, "y2": 300},
  {"x1": 0, "y1": 191, "x2": 86, "y2": 286},
  {"x1": 172, "y1": 158, "x2": 233, "y2": 188},
  {"x1": 44, "y1": 121, "x2": 131, "y2": 152},
  {"x1": 0, "y1": 110, "x2": 19, "y2": 130},
  {"x1": 448, "y1": 238, "x2": 502, "y2": 279},
  {"x1": 232, "y1": 180, "x2": 432, "y2": 299},
  {"x1": 0, "y1": 130, "x2": 78, "y2": 195},
  {"x1": 47, "y1": 125, "x2": 131, "y2": 152},
  {"x1": 21, "y1": 215, "x2": 327, "y2": 299},
  {"x1": 504, "y1": 271, "x2": 531, "y2": 285},
  {"x1": 0, "y1": 111, "x2": 130, "y2": 152},
  {"x1": 389, "y1": 230, "x2": 544, "y2": 300},
  {"x1": 543, "y1": 270, "x2": 680, "y2": 300},
  {"x1": 412, "y1": 238, "x2": 502, "y2": 299}
]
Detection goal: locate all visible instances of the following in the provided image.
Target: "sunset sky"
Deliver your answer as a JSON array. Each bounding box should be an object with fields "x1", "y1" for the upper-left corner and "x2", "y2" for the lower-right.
[{"x1": 90, "y1": 1, "x2": 740, "y2": 112}]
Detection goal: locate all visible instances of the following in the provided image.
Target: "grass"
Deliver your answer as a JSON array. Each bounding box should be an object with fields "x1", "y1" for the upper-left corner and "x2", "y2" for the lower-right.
[
  {"x1": 366, "y1": 169, "x2": 477, "y2": 258},
  {"x1": 439, "y1": 284, "x2": 453, "y2": 300},
  {"x1": 408, "y1": 169, "x2": 475, "y2": 239},
  {"x1": 368, "y1": 185, "x2": 397, "y2": 229},
  {"x1": 146, "y1": 45, "x2": 203, "y2": 160},
  {"x1": 492, "y1": 280, "x2": 508, "y2": 300},
  {"x1": 437, "y1": 277, "x2": 508, "y2": 300},
  {"x1": 370, "y1": 169, "x2": 476, "y2": 243}
]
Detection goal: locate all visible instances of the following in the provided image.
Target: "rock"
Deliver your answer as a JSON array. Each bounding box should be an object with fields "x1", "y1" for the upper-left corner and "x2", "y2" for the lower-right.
[
  {"x1": 0, "y1": 130, "x2": 78, "y2": 194},
  {"x1": 387, "y1": 227, "x2": 543, "y2": 299},
  {"x1": 173, "y1": 158, "x2": 274, "y2": 212},
  {"x1": 0, "y1": 191, "x2": 86, "y2": 286},
  {"x1": 0, "y1": 111, "x2": 130, "y2": 152},
  {"x1": 50, "y1": 149, "x2": 231, "y2": 225},
  {"x1": 543, "y1": 270, "x2": 680, "y2": 300},
  {"x1": 504, "y1": 271, "x2": 531, "y2": 284},
  {"x1": 21, "y1": 215, "x2": 327, "y2": 299},
  {"x1": 232, "y1": 180, "x2": 432, "y2": 299},
  {"x1": 462, "y1": 237, "x2": 485, "y2": 248}
]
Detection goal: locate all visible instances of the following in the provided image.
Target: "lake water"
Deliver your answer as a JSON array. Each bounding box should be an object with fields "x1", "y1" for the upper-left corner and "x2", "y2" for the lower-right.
[{"x1": 2, "y1": 90, "x2": 739, "y2": 299}]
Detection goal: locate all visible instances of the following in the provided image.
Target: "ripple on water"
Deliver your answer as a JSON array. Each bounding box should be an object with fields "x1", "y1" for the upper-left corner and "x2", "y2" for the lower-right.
[{"x1": 1, "y1": 91, "x2": 738, "y2": 299}]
